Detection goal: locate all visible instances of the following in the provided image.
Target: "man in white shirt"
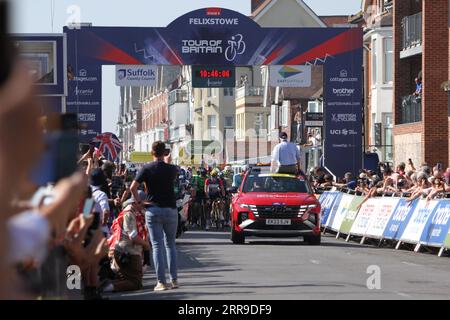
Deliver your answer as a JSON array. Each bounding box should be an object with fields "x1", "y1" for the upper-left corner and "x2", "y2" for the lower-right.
[
  {"x1": 90, "y1": 169, "x2": 111, "y2": 235},
  {"x1": 271, "y1": 132, "x2": 302, "y2": 175}
]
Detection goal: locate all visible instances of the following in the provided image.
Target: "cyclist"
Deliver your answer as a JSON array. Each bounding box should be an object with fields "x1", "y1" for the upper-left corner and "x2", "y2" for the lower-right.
[
  {"x1": 190, "y1": 168, "x2": 208, "y2": 229},
  {"x1": 205, "y1": 169, "x2": 225, "y2": 230},
  {"x1": 220, "y1": 168, "x2": 233, "y2": 228}
]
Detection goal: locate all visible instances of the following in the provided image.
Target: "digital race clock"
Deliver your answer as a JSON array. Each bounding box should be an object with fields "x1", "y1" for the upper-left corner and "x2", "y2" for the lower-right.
[{"x1": 191, "y1": 66, "x2": 236, "y2": 88}]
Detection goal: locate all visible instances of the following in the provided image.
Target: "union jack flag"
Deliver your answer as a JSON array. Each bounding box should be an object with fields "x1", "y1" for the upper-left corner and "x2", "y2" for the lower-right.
[{"x1": 91, "y1": 132, "x2": 122, "y2": 162}]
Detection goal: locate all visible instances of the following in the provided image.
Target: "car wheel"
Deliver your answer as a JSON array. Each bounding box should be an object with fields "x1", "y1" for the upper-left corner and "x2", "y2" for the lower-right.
[
  {"x1": 231, "y1": 228, "x2": 245, "y2": 244},
  {"x1": 304, "y1": 234, "x2": 321, "y2": 245}
]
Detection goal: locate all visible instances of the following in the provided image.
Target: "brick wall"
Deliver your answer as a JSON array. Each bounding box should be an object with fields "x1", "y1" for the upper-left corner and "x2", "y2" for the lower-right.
[
  {"x1": 422, "y1": 0, "x2": 449, "y2": 166},
  {"x1": 393, "y1": 0, "x2": 449, "y2": 166}
]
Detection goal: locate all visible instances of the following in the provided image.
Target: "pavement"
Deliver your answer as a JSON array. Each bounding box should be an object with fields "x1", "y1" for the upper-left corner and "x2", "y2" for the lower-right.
[{"x1": 108, "y1": 230, "x2": 450, "y2": 300}]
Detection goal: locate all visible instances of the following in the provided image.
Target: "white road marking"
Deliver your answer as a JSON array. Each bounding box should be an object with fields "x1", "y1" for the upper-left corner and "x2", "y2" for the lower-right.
[
  {"x1": 402, "y1": 261, "x2": 421, "y2": 267},
  {"x1": 397, "y1": 292, "x2": 412, "y2": 298},
  {"x1": 310, "y1": 260, "x2": 320, "y2": 265}
]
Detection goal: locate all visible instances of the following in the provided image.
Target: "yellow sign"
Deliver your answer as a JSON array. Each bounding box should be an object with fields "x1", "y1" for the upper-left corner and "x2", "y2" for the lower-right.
[{"x1": 130, "y1": 152, "x2": 153, "y2": 163}]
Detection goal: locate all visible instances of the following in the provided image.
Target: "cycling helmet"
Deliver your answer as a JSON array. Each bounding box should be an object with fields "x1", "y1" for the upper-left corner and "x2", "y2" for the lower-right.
[{"x1": 211, "y1": 169, "x2": 218, "y2": 177}]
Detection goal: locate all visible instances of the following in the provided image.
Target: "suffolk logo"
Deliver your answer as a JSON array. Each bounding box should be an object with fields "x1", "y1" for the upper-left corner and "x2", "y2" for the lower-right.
[
  {"x1": 278, "y1": 66, "x2": 303, "y2": 79},
  {"x1": 117, "y1": 69, "x2": 127, "y2": 80}
]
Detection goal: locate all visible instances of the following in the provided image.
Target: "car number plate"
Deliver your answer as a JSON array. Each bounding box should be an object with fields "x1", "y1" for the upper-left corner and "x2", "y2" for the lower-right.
[{"x1": 266, "y1": 219, "x2": 291, "y2": 225}]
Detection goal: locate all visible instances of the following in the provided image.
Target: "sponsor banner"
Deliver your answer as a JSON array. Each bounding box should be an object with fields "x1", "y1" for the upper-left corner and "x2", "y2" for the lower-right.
[
  {"x1": 324, "y1": 51, "x2": 363, "y2": 179},
  {"x1": 400, "y1": 200, "x2": 440, "y2": 244},
  {"x1": 364, "y1": 198, "x2": 400, "y2": 239},
  {"x1": 420, "y1": 201, "x2": 450, "y2": 247},
  {"x1": 323, "y1": 193, "x2": 343, "y2": 228},
  {"x1": 444, "y1": 228, "x2": 450, "y2": 248},
  {"x1": 318, "y1": 192, "x2": 340, "y2": 225},
  {"x1": 115, "y1": 65, "x2": 157, "y2": 86},
  {"x1": 339, "y1": 195, "x2": 364, "y2": 234},
  {"x1": 382, "y1": 198, "x2": 418, "y2": 240},
  {"x1": 269, "y1": 65, "x2": 311, "y2": 88},
  {"x1": 329, "y1": 193, "x2": 354, "y2": 231},
  {"x1": 65, "y1": 8, "x2": 362, "y2": 143},
  {"x1": 349, "y1": 198, "x2": 379, "y2": 236},
  {"x1": 130, "y1": 152, "x2": 153, "y2": 163},
  {"x1": 305, "y1": 113, "x2": 323, "y2": 127}
]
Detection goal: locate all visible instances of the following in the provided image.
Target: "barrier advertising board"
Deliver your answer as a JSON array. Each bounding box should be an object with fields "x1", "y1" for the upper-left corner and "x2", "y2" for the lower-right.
[
  {"x1": 330, "y1": 193, "x2": 354, "y2": 231},
  {"x1": 400, "y1": 200, "x2": 439, "y2": 244},
  {"x1": 420, "y1": 201, "x2": 450, "y2": 247},
  {"x1": 349, "y1": 198, "x2": 379, "y2": 236},
  {"x1": 323, "y1": 192, "x2": 343, "y2": 228},
  {"x1": 365, "y1": 198, "x2": 400, "y2": 239},
  {"x1": 339, "y1": 195, "x2": 364, "y2": 234},
  {"x1": 382, "y1": 198, "x2": 418, "y2": 240},
  {"x1": 319, "y1": 191, "x2": 340, "y2": 225}
]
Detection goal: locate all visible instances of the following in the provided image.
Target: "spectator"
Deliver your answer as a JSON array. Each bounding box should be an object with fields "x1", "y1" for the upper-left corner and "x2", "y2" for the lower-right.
[
  {"x1": 90, "y1": 169, "x2": 111, "y2": 236},
  {"x1": 130, "y1": 141, "x2": 179, "y2": 291},
  {"x1": 413, "y1": 77, "x2": 422, "y2": 97},
  {"x1": 103, "y1": 198, "x2": 149, "y2": 293},
  {"x1": 334, "y1": 172, "x2": 357, "y2": 190},
  {"x1": 271, "y1": 131, "x2": 302, "y2": 175}
]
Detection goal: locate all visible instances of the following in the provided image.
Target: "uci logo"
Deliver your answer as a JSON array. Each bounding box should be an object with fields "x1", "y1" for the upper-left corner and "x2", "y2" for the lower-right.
[{"x1": 225, "y1": 34, "x2": 246, "y2": 62}]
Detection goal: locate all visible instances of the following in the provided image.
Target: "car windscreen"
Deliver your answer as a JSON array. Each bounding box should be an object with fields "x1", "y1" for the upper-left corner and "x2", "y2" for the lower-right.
[{"x1": 242, "y1": 174, "x2": 310, "y2": 193}]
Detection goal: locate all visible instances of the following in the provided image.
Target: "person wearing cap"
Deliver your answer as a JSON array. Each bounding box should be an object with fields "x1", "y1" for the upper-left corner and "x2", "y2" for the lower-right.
[
  {"x1": 271, "y1": 131, "x2": 301, "y2": 175},
  {"x1": 102, "y1": 197, "x2": 149, "y2": 293}
]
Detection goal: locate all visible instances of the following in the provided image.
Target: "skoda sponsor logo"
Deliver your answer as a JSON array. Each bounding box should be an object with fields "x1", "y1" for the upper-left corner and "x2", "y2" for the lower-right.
[
  {"x1": 330, "y1": 69, "x2": 359, "y2": 83},
  {"x1": 332, "y1": 88, "x2": 355, "y2": 97}
]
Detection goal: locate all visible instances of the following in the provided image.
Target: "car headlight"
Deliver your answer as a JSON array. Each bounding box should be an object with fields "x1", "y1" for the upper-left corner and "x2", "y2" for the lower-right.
[{"x1": 241, "y1": 212, "x2": 248, "y2": 221}]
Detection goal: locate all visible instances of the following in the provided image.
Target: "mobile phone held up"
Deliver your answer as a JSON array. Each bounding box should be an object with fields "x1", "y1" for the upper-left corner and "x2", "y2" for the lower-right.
[
  {"x1": 30, "y1": 114, "x2": 79, "y2": 186},
  {"x1": 82, "y1": 198, "x2": 95, "y2": 218}
]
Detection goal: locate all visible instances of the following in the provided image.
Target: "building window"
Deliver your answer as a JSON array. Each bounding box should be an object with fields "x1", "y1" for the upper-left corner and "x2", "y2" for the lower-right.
[
  {"x1": 372, "y1": 39, "x2": 377, "y2": 84},
  {"x1": 224, "y1": 88, "x2": 234, "y2": 96},
  {"x1": 208, "y1": 115, "x2": 217, "y2": 129},
  {"x1": 224, "y1": 116, "x2": 234, "y2": 129},
  {"x1": 383, "y1": 38, "x2": 393, "y2": 83},
  {"x1": 207, "y1": 88, "x2": 212, "y2": 98},
  {"x1": 255, "y1": 113, "x2": 264, "y2": 136}
]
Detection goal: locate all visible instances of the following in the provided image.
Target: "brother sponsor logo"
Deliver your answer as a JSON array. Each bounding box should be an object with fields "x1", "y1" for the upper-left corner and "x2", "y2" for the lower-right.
[
  {"x1": 189, "y1": 18, "x2": 239, "y2": 25},
  {"x1": 332, "y1": 88, "x2": 355, "y2": 96}
]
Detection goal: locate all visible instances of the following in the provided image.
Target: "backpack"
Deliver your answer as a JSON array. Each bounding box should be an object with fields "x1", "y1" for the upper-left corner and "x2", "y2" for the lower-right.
[{"x1": 107, "y1": 210, "x2": 148, "y2": 251}]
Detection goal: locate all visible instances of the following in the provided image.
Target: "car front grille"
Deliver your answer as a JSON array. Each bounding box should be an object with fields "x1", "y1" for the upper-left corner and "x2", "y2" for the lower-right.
[{"x1": 249, "y1": 205, "x2": 309, "y2": 219}]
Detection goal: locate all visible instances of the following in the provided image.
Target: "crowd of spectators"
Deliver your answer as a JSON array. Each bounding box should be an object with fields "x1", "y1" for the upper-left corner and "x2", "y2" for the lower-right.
[{"x1": 310, "y1": 159, "x2": 450, "y2": 202}]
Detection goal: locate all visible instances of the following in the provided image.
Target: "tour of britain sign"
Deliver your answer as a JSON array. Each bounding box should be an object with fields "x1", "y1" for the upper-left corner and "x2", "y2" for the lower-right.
[{"x1": 64, "y1": 7, "x2": 363, "y2": 177}]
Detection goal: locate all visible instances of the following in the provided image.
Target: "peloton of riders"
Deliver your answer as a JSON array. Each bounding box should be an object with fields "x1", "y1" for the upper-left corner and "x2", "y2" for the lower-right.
[{"x1": 187, "y1": 165, "x2": 247, "y2": 230}]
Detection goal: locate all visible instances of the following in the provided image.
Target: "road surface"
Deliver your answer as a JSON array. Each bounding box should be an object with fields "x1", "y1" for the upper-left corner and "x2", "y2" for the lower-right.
[{"x1": 109, "y1": 231, "x2": 450, "y2": 300}]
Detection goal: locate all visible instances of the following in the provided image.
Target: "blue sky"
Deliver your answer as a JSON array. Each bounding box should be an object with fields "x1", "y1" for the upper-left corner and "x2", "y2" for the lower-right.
[{"x1": 11, "y1": 0, "x2": 361, "y2": 133}]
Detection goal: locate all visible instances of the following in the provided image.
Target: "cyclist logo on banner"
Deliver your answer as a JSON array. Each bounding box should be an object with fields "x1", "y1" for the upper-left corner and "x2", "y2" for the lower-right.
[{"x1": 225, "y1": 34, "x2": 246, "y2": 62}]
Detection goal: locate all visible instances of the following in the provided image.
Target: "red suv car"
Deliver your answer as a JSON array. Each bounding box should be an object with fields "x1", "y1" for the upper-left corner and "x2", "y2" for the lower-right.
[{"x1": 229, "y1": 165, "x2": 321, "y2": 245}]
